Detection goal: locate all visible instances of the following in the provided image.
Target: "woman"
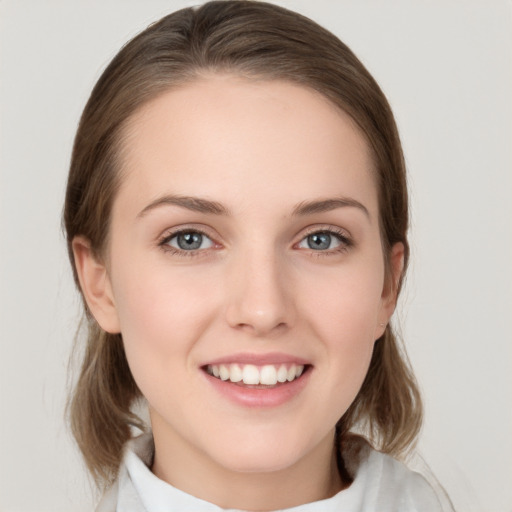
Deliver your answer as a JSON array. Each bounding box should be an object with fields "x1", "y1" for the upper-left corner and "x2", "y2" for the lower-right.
[{"x1": 64, "y1": 1, "x2": 446, "y2": 510}]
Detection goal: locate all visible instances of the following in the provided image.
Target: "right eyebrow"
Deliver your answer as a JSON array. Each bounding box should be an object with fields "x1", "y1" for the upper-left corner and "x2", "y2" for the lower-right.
[
  {"x1": 292, "y1": 197, "x2": 370, "y2": 219},
  {"x1": 137, "y1": 195, "x2": 230, "y2": 218}
]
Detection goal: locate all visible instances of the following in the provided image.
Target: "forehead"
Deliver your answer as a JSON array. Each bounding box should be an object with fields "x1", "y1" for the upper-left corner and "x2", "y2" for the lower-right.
[{"x1": 116, "y1": 74, "x2": 377, "y2": 218}]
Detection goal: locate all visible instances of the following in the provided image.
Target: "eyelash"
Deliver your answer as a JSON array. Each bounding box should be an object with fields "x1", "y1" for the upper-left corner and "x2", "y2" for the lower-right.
[
  {"x1": 158, "y1": 227, "x2": 216, "y2": 258},
  {"x1": 298, "y1": 227, "x2": 353, "y2": 257},
  {"x1": 157, "y1": 226, "x2": 353, "y2": 258}
]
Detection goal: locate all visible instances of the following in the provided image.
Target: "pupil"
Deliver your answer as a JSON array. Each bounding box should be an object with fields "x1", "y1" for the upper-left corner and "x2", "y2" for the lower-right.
[
  {"x1": 177, "y1": 232, "x2": 202, "y2": 250},
  {"x1": 308, "y1": 233, "x2": 331, "y2": 250}
]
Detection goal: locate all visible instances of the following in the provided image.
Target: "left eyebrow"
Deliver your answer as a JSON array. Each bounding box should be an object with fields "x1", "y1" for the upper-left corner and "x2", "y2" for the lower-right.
[
  {"x1": 137, "y1": 194, "x2": 230, "y2": 218},
  {"x1": 292, "y1": 197, "x2": 370, "y2": 219}
]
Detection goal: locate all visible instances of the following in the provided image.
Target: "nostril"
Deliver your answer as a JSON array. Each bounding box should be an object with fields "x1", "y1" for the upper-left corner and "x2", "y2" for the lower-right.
[{"x1": 232, "y1": 320, "x2": 290, "y2": 338}]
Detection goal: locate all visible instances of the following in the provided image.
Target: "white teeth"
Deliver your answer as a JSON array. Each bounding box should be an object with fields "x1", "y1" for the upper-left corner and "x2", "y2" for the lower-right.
[
  {"x1": 260, "y1": 365, "x2": 277, "y2": 385},
  {"x1": 207, "y1": 363, "x2": 305, "y2": 385},
  {"x1": 287, "y1": 364, "x2": 297, "y2": 382},
  {"x1": 242, "y1": 364, "x2": 260, "y2": 385},
  {"x1": 276, "y1": 364, "x2": 288, "y2": 383},
  {"x1": 229, "y1": 364, "x2": 243, "y2": 383},
  {"x1": 219, "y1": 364, "x2": 229, "y2": 381}
]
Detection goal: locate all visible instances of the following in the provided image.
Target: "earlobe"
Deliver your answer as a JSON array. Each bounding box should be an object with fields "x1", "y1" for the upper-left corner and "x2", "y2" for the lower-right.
[{"x1": 72, "y1": 236, "x2": 121, "y2": 334}]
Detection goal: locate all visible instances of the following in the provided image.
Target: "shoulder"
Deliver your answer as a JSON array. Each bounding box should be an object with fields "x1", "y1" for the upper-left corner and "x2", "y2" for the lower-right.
[
  {"x1": 340, "y1": 435, "x2": 445, "y2": 512},
  {"x1": 95, "y1": 434, "x2": 153, "y2": 512}
]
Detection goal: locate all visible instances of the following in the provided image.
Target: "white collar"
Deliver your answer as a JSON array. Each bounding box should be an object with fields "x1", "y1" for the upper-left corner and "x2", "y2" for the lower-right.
[{"x1": 97, "y1": 433, "x2": 444, "y2": 512}]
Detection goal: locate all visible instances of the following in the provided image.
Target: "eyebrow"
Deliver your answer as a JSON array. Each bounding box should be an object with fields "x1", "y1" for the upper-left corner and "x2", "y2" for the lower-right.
[
  {"x1": 292, "y1": 197, "x2": 370, "y2": 219},
  {"x1": 137, "y1": 195, "x2": 230, "y2": 218},
  {"x1": 137, "y1": 194, "x2": 369, "y2": 219}
]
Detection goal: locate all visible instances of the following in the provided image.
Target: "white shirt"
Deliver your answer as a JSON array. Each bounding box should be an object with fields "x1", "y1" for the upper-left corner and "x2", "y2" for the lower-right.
[{"x1": 96, "y1": 434, "x2": 444, "y2": 512}]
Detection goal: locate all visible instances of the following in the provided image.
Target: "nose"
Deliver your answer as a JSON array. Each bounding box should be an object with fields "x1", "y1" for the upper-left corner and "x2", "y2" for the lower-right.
[{"x1": 225, "y1": 247, "x2": 295, "y2": 337}]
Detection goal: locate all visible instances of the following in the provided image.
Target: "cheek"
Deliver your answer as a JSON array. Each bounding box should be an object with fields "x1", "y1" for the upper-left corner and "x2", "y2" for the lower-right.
[
  {"x1": 113, "y1": 253, "x2": 216, "y2": 327},
  {"x1": 297, "y1": 258, "x2": 384, "y2": 396},
  {"x1": 110, "y1": 258, "x2": 221, "y2": 383},
  {"x1": 298, "y1": 258, "x2": 385, "y2": 341}
]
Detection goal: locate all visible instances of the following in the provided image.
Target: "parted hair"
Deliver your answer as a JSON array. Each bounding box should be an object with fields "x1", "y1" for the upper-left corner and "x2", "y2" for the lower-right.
[{"x1": 64, "y1": 0, "x2": 422, "y2": 489}]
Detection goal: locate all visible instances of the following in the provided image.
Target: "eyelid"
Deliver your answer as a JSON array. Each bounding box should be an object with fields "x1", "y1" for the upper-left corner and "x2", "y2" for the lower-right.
[
  {"x1": 157, "y1": 224, "x2": 222, "y2": 256},
  {"x1": 297, "y1": 224, "x2": 352, "y2": 242},
  {"x1": 158, "y1": 223, "x2": 218, "y2": 242},
  {"x1": 294, "y1": 225, "x2": 354, "y2": 252}
]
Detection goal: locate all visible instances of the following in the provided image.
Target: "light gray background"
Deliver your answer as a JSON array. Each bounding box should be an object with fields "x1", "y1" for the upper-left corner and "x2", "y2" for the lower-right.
[{"x1": 1, "y1": 1, "x2": 511, "y2": 511}]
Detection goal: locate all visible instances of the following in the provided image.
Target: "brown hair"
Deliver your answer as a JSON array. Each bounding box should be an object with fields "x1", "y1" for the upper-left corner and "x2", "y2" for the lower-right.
[{"x1": 64, "y1": 0, "x2": 422, "y2": 488}]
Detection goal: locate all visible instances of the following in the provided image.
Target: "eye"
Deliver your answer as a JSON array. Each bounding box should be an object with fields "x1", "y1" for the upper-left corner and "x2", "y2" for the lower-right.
[
  {"x1": 165, "y1": 230, "x2": 214, "y2": 251},
  {"x1": 297, "y1": 230, "x2": 350, "y2": 251}
]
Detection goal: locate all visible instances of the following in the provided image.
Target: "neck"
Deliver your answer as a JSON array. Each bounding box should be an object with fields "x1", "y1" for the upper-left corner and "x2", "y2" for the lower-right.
[{"x1": 151, "y1": 425, "x2": 344, "y2": 511}]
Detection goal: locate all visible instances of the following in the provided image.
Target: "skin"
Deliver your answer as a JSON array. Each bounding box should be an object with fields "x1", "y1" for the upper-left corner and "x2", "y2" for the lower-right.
[{"x1": 73, "y1": 74, "x2": 403, "y2": 511}]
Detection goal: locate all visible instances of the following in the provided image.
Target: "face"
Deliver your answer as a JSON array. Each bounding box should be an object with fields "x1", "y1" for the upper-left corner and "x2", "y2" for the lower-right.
[{"x1": 75, "y1": 75, "x2": 401, "y2": 487}]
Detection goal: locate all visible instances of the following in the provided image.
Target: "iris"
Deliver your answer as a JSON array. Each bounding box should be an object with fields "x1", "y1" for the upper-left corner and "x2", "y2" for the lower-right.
[{"x1": 307, "y1": 232, "x2": 332, "y2": 250}]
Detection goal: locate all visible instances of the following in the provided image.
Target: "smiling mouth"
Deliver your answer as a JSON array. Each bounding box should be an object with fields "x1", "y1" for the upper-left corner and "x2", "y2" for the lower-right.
[{"x1": 204, "y1": 363, "x2": 309, "y2": 387}]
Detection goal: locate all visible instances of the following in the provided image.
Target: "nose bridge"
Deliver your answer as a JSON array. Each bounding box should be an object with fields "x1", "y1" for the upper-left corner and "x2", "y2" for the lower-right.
[{"x1": 225, "y1": 240, "x2": 293, "y2": 335}]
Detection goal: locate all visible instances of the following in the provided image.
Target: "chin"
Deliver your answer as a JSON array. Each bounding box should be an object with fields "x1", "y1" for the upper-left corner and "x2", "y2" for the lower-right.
[
  {"x1": 206, "y1": 427, "x2": 318, "y2": 475},
  {"x1": 217, "y1": 449, "x2": 300, "y2": 474}
]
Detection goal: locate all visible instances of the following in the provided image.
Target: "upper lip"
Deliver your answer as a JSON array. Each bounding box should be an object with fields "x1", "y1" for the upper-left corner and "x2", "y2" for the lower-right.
[{"x1": 201, "y1": 352, "x2": 311, "y2": 367}]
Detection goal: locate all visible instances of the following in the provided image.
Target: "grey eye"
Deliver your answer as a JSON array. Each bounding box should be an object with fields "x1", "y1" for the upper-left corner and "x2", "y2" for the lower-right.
[
  {"x1": 298, "y1": 232, "x2": 342, "y2": 251},
  {"x1": 168, "y1": 231, "x2": 213, "y2": 251}
]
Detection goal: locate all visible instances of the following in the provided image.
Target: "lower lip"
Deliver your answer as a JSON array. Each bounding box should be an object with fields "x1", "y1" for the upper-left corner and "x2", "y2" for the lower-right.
[{"x1": 203, "y1": 368, "x2": 311, "y2": 408}]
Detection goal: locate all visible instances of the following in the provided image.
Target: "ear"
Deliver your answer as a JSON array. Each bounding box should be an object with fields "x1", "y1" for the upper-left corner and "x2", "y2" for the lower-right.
[
  {"x1": 376, "y1": 242, "x2": 405, "y2": 338},
  {"x1": 72, "y1": 236, "x2": 121, "y2": 334}
]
